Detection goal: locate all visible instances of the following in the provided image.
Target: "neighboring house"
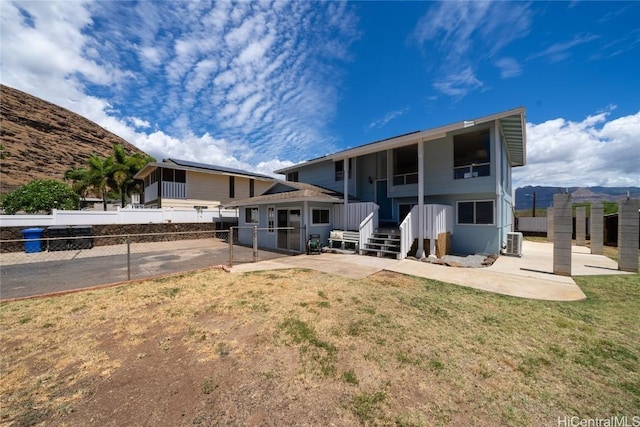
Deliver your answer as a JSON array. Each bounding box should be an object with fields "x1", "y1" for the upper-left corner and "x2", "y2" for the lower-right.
[
  {"x1": 228, "y1": 107, "x2": 526, "y2": 257},
  {"x1": 134, "y1": 158, "x2": 274, "y2": 211}
]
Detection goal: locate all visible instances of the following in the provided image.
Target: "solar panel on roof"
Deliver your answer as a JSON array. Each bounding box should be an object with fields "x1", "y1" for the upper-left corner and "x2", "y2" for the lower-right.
[{"x1": 166, "y1": 158, "x2": 273, "y2": 179}]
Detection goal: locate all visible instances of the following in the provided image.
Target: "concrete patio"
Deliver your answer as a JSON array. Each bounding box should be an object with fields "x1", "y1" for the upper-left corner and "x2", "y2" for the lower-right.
[{"x1": 232, "y1": 240, "x2": 635, "y2": 302}]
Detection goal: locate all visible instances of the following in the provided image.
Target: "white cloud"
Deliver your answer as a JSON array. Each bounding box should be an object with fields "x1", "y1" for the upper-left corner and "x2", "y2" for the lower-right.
[
  {"x1": 513, "y1": 111, "x2": 640, "y2": 188},
  {"x1": 433, "y1": 68, "x2": 483, "y2": 98},
  {"x1": 368, "y1": 108, "x2": 409, "y2": 130},
  {"x1": 412, "y1": 1, "x2": 531, "y2": 98},
  {"x1": 0, "y1": 0, "x2": 359, "y2": 176},
  {"x1": 130, "y1": 117, "x2": 151, "y2": 129},
  {"x1": 494, "y1": 58, "x2": 522, "y2": 79},
  {"x1": 528, "y1": 34, "x2": 600, "y2": 63}
]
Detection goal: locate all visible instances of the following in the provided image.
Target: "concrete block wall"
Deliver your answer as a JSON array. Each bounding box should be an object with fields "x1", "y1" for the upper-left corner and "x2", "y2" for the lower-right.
[
  {"x1": 576, "y1": 206, "x2": 586, "y2": 246},
  {"x1": 618, "y1": 198, "x2": 639, "y2": 272},
  {"x1": 553, "y1": 194, "x2": 572, "y2": 276},
  {"x1": 590, "y1": 202, "x2": 604, "y2": 255}
]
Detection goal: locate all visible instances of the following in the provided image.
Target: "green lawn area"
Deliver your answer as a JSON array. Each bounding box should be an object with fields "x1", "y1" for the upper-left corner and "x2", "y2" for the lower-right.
[{"x1": 1, "y1": 268, "x2": 639, "y2": 426}]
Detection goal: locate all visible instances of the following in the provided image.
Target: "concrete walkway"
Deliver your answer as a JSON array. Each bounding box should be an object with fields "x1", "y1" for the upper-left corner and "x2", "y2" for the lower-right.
[{"x1": 232, "y1": 241, "x2": 634, "y2": 302}]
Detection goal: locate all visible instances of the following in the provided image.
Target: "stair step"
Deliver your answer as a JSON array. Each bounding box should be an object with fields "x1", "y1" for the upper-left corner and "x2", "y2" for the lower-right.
[
  {"x1": 368, "y1": 237, "x2": 400, "y2": 243},
  {"x1": 364, "y1": 243, "x2": 400, "y2": 251},
  {"x1": 359, "y1": 248, "x2": 402, "y2": 259}
]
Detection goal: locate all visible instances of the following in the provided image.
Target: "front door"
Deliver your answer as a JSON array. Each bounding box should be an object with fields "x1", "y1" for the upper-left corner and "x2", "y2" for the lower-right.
[
  {"x1": 376, "y1": 180, "x2": 392, "y2": 221},
  {"x1": 277, "y1": 208, "x2": 301, "y2": 251}
]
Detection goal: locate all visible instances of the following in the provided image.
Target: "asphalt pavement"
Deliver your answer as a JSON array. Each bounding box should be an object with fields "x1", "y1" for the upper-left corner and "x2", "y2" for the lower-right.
[{"x1": 1, "y1": 239, "x2": 284, "y2": 300}]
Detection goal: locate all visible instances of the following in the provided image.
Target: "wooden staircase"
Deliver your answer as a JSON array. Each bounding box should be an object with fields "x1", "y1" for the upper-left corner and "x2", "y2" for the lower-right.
[{"x1": 360, "y1": 229, "x2": 402, "y2": 259}]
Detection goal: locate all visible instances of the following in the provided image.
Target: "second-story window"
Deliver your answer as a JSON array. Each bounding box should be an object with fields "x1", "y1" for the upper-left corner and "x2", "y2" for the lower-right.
[
  {"x1": 454, "y1": 129, "x2": 491, "y2": 179},
  {"x1": 392, "y1": 144, "x2": 418, "y2": 185},
  {"x1": 229, "y1": 176, "x2": 235, "y2": 198},
  {"x1": 335, "y1": 159, "x2": 352, "y2": 181},
  {"x1": 250, "y1": 179, "x2": 255, "y2": 197},
  {"x1": 286, "y1": 171, "x2": 299, "y2": 182}
]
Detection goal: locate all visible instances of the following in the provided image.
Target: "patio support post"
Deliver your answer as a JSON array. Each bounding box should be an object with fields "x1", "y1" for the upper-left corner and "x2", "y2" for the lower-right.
[
  {"x1": 343, "y1": 158, "x2": 349, "y2": 230},
  {"x1": 252, "y1": 226, "x2": 258, "y2": 262},
  {"x1": 416, "y1": 140, "x2": 427, "y2": 259}
]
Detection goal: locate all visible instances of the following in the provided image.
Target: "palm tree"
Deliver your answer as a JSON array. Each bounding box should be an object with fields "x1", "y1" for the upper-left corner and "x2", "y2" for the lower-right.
[
  {"x1": 86, "y1": 154, "x2": 114, "y2": 211},
  {"x1": 109, "y1": 145, "x2": 155, "y2": 207},
  {"x1": 63, "y1": 166, "x2": 90, "y2": 202}
]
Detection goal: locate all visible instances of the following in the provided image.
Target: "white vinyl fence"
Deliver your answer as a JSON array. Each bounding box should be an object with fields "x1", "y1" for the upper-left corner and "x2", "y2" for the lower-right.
[
  {"x1": 516, "y1": 217, "x2": 548, "y2": 233},
  {"x1": 0, "y1": 207, "x2": 239, "y2": 227}
]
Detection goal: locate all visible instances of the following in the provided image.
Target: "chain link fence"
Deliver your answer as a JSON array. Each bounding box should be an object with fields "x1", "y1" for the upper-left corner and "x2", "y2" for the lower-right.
[{"x1": 0, "y1": 228, "x2": 286, "y2": 300}]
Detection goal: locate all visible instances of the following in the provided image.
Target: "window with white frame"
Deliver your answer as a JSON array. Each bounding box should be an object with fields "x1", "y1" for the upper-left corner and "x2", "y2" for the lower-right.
[
  {"x1": 267, "y1": 206, "x2": 275, "y2": 232},
  {"x1": 245, "y1": 206, "x2": 259, "y2": 224},
  {"x1": 457, "y1": 200, "x2": 494, "y2": 225},
  {"x1": 311, "y1": 208, "x2": 330, "y2": 225}
]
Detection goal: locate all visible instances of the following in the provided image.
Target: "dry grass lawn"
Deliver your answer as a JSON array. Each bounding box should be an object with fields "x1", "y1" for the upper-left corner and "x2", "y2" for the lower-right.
[{"x1": 1, "y1": 267, "x2": 639, "y2": 426}]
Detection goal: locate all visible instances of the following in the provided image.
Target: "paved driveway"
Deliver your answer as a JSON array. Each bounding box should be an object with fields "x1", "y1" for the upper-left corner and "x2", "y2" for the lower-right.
[{"x1": 232, "y1": 241, "x2": 633, "y2": 302}]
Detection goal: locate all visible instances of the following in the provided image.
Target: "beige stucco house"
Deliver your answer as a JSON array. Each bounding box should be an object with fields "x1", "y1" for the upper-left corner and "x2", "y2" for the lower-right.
[{"x1": 134, "y1": 158, "x2": 274, "y2": 210}]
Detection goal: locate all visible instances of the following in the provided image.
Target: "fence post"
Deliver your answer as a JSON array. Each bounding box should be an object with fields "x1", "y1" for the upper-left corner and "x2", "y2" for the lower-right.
[
  {"x1": 253, "y1": 226, "x2": 258, "y2": 262},
  {"x1": 303, "y1": 224, "x2": 307, "y2": 253},
  {"x1": 126, "y1": 235, "x2": 131, "y2": 281},
  {"x1": 228, "y1": 226, "x2": 234, "y2": 268}
]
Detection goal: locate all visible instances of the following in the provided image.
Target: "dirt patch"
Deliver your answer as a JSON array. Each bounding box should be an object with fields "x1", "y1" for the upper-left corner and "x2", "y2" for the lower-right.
[{"x1": 1, "y1": 269, "x2": 639, "y2": 426}]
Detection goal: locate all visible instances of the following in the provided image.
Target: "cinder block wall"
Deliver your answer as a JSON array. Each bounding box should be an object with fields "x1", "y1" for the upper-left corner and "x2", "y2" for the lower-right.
[{"x1": 553, "y1": 194, "x2": 572, "y2": 276}]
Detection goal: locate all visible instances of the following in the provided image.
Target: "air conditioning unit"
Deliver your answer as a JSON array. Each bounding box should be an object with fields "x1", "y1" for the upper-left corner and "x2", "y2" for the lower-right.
[{"x1": 505, "y1": 232, "x2": 523, "y2": 257}]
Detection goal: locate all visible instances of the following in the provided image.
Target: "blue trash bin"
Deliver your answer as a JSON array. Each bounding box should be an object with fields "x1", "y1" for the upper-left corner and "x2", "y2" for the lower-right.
[{"x1": 22, "y1": 227, "x2": 45, "y2": 253}]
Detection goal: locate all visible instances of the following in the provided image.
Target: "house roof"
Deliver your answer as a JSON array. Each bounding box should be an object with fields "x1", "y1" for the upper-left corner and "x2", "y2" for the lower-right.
[
  {"x1": 275, "y1": 107, "x2": 526, "y2": 173},
  {"x1": 225, "y1": 180, "x2": 346, "y2": 208},
  {"x1": 134, "y1": 158, "x2": 274, "y2": 181}
]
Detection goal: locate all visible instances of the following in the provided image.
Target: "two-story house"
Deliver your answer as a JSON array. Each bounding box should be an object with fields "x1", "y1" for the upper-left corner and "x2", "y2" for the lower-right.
[
  {"x1": 134, "y1": 158, "x2": 274, "y2": 211},
  {"x1": 228, "y1": 107, "x2": 526, "y2": 257}
]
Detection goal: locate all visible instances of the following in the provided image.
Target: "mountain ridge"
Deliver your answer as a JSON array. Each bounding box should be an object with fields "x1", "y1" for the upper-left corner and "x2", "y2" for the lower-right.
[
  {"x1": 515, "y1": 186, "x2": 640, "y2": 210},
  {"x1": 0, "y1": 84, "x2": 149, "y2": 194}
]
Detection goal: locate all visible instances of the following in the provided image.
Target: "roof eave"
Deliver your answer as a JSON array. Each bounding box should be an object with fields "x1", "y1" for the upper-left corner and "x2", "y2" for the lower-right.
[
  {"x1": 226, "y1": 196, "x2": 342, "y2": 208},
  {"x1": 275, "y1": 107, "x2": 526, "y2": 173},
  {"x1": 133, "y1": 162, "x2": 275, "y2": 181}
]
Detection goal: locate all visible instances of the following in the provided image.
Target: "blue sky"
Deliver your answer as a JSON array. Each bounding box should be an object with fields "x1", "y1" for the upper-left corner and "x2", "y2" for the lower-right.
[{"x1": 1, "y1": 1, "x2": 639, "y2": 189}]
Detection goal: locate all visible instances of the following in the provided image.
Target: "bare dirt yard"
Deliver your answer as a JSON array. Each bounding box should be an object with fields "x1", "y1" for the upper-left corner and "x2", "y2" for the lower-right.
[{"x1": 1, "y1": 267, "x2": 639, "y2": 426}]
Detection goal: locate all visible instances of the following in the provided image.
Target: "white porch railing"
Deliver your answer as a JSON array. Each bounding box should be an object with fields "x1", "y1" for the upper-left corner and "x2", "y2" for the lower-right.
[
  {"x1": 162, "y1": 182, "x2": 187, "y2": 199},
  {"x1": 399, "y1": 206, "x2": 418, "y2": 258},
  {"x1": 358, "y1": 207, "x2": 379, "y2": 251},
  {"x1": 399, "y1": 204, "x2": 453, "y2": 259},
  {"x1": 144, "y1": 183, "x2": 158, "y2": 202},
  {"x1": 516, "y1": 217, "x2": 547, "y2": 233},
  {"x1": 333, "y1": 202, "x2": 378, "y2": 231}
]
